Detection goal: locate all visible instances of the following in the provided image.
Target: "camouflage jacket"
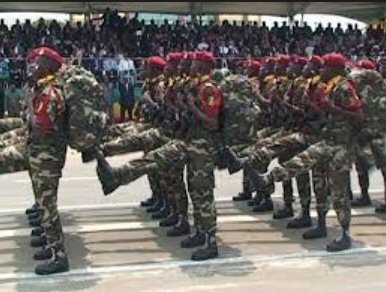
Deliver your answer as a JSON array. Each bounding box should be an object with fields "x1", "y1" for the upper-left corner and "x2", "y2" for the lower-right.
[{"x1": 28, "y1": 74, "x2": 66, "y2": 142}]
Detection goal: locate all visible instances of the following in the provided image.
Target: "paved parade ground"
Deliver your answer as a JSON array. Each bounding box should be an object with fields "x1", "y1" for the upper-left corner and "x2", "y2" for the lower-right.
[{"x1": 1, "y1": 151, "x2": 386, "y2": 291}]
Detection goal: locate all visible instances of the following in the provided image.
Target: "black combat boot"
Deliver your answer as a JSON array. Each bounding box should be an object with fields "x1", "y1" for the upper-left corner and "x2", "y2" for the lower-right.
[
  {"x1": 302, "y1": 209, "x2": 327, "y2": 240},
  {"x1": 28, "y1": 212, "x2": 40, "y2": 221},
  {"x1": 29, "y1": 215, "x2": 42, "y2": 227},
  {"x1": 81, "y1": 148, "x2": 97, "y2": 163},
  {"x1": 140, "y1": 197, "x2": 155, "y2": 207},
  {"x1": 31, "y1": 226, "x2": 45, "y2": 237},
  {"x1": 35, "y1": 253, "x2": 69, "y2": 275},
  {"x1": 33, "y1": 246, "x2": 54, "y2": 261},
  {"x1": 152, "y1": 201, "x2": 171, "y2": 220},
  {"x1": 375, "y1": 203, "x2": 386, "y2": 213},
  {"x1": 30, "y1": 234, "x2": 47, "y2": 248},
  {"x1": 247, "y1": 193, "x2": 262, "y2": 207},
  {"x1": 159, "y1": 208, "x2": 178, "y2": 227},
  {"x1": 146, "y1": 198, "x2": 164, "y2": 213},
  {"x1": 273, "y1": 203, "x2": 294, "y2": 219},
  {"x1": 252, "y1": 196, "x2": 274, "y2": 212},
  {"x1": 244, "y1": 162, "x2": 275, "y2": 196},
  {"x1": 95, "y1": 150, "x2": 121, "y2": 195},
  {"x1": 167, "y1": 215, "x2": 190, "y2": 237},
  {"x1": 326, "y1": 228, "x2": 351, "y2": 252},
  {"x1": 180, "y1": 228, "x2": 206, "y2": 248},
  {"x1": 232, "y1": 192, "x2": 252, "y2": 202},
  {"x1": 25, "y1": 203, "x2": 39, "y2": 215},
  {"x1": 191, "y1": 233, "x2": 218, "y2": 261},
  {"x1": 351, "y1": 193, "x2": 371, "y2": 207},
  {"x1": 28, "y1": 209, "x2": 43, "y2": 221},
  {"x1": 223, "y1": 147, "x2": 245, "y2": 174},
  {"x1": 287, "y1": 208, "x2": 312, "y2": 229}
]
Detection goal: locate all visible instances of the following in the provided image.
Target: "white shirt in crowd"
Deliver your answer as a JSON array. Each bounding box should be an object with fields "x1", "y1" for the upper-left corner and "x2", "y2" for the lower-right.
[{"x1": 197, "y1": 41, "x2": 209, "y2": 51}]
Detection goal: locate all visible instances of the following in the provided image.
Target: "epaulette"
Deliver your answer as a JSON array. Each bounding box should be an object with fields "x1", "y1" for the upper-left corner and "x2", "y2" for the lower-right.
[
  {"x1": 326, "y1": 75, "x2": 343, "y2": 94},
  {"x1": 37, "y1": 75, "x2": 56, "y2": 87}
]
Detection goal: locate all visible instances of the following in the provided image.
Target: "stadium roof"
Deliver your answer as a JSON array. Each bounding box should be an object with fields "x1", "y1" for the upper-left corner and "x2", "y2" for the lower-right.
[{"x1": 0, "y1": 2, "x2": 385, "y2": 22}]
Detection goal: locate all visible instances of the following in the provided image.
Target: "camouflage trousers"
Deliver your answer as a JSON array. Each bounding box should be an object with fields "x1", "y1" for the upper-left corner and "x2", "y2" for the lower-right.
[
  {"x1": 104, "y1": 127, "x2": 170, "y2": 203},
  {"x1": 236, "y1": 127, "x2": 284, "y2": 197},
  {"x1": 0, "y1": 118, "x2": 24, "y2": 134},
  {"x1": 353, "y1": 137, "x2": 386, "y2": 197},
  {"x1": 27, "y1": 139, "x2": 67, "y2": 257},
  {"x1": 113, "y1": 137, "x2": 217, "y2": 234},
  {"x1": 0, "y1": 142, "x2": 28, "y2": 174},
  {"x1": 103, "y1": 127, "x2": 170, "y2": 157},
  {"x1": 250, "y1": 130, "x2": 317, "y2": 207},
  {"x1": 0, "y1": 126, "x2": 26, "y2": 142},
  {"x1": 270, "y1": 139, "x2": 355, "y2": 229},
  {"x1": 105, "y1": 122, "x2": 151, "y2": 142}
]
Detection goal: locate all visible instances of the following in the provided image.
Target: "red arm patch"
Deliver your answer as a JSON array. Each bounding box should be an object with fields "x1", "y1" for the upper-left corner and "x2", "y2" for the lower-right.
[
  {"x1": 33, "y1": 84, "x2": 65, "y2": 134},
  {"x1": 199, "y1": 83, "x2": 223, "y2": 117}
]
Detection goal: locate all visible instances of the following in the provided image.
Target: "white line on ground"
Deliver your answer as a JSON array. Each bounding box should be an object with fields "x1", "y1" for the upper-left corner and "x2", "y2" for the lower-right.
[
  {"x1": 1, "y1": 245, "x2": 386, "y2": 282},
  {"x1": 0, "y1": 207, "x2": 380, "y2": 239}
]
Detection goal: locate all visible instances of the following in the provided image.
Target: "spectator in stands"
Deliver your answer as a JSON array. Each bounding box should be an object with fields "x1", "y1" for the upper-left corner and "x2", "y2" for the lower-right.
[
  {"x1": 4, "y1": 74, "x2": 24, "y2": 117},
  {"x1": 118, "y1": 74, "x2": 135, "y2": 123}
]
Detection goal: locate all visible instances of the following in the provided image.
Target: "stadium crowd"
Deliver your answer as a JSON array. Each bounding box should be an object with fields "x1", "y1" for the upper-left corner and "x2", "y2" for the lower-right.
[{"x1": 0, "y1": 9, "x2": 385, "y2": 120}]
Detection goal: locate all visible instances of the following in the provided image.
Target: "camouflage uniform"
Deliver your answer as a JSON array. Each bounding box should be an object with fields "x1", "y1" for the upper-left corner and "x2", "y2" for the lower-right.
[
  {"x1": 27, "y1": 74, "x2": 68, "y2": 261},
  {"x1": 97, "y1": 73, "x2": 222, "y2": 261},
  {"x1": 347, "y1": 70, "x2": 386, "y2": 207},
  {"x1": 0, "y1": 118, "x2": 24, "y2": 134},
  {"x1": 267, "y1": 75, "x2": 363, "y2": 233},
  {"x1": 0, "y1": 142, "x2": 27, "y2": 174}
]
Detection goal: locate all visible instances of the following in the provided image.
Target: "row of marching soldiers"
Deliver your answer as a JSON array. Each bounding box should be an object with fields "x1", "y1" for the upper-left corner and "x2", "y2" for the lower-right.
[
  {"x1": 94, "y1": 52, "x2": 386, "y2": 257},
  {"x1": 1, "y1": 47, "x2": 386, "y2": 276}
]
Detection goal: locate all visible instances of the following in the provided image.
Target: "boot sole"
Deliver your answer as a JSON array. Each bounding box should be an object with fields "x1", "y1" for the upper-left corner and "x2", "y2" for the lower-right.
[
  {"x1": 273, "y1": 214, "x2": 294, "y2": 220},
  {"x1": 302, "y1": 233, "x2": 327, "y2": 240},
  {"x1": 167, "y1": 227, "x2": 191, "y2": 237},
  {"x1": 326, "y1": 244, "x2": 351, "y2": 252},
  {"x1": 191, "y1": 251, "x2": 219, "y2": 261},
  {"x1": 35, "y1": 266, "x2": 69, "y2": 275},
  {"x1": 287, "y1": 222, "x2": 312, "y2": 229}
]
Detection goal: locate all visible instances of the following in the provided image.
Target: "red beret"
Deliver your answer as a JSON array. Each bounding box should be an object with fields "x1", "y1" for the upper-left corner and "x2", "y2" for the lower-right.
[
  {"x1": 247, "y1": 60, "x2": 262, "y2": 70},
  {"x1": 296, "y1": 57, "x2": 308, "y2": 66},
  {"x1": 358, "y1": 59, "x2": 376, "y2": 70},
  {"x1": 146, "y1": 56, "x2": 166, "y2": 70},
  {"x1": 166, "y1": 52, "x2": 183, "y2": 64},
  {"x1": 27, "y1": 46, "x2": 64, "y2": 64},
  {"x1": 182, "y1": 51, "x2": 195, "y2": 60},
  {"x1": 238, "y1": 60, "x2": 248, "y2": 67},
  {"x1": 264, "y1": 57, "x2": 276, "y2": 66},
  {"x1": 194, "y1": 51, "x2": 216, "y2": 66},
  {"x1": 322, "y1": 53, "x2": 347, "y2": 68},
  {"x1": 26, "y1": 49, "x2": 39, "y2": 63},
  {"x1": 309, "y1": 55, "x2": 323, "y2": 67},
  {"x1": 290, "y1": 55, "x2": 299, "y2": 63},
  {"x1": 276, "y1": 55, "x2": 291, "y2": 67}
]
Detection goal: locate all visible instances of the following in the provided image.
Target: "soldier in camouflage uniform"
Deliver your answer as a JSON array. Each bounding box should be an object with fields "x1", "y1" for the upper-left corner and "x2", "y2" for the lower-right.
[
  {"x1": 237, "y1": 57, "x2": 280, "y2": 211},
  {"x1": 232, "y1": 60, "x2": 262, "y2": 203},
  {"x1": 24, "y1": 47, "x2": 69, "y2": 275},
  {"x1": 347, "y1": 60, "x2": 386, "y2": 213},
  {"x1": 96, "y1": 51, "x2": 222, "y2": 261},
  {"x1": 96, "y1": 54, "x2": 189, "y2": 226},
  {"x1": 247, "y1": 53, "x2": 364, "y2": 252},
  {"x1": 100, "y1": 57, "x2": 170, "y2": 214},
  {"x1": 348, "y1": 59, "x2": 386, "y2": 212},
  {"x1": 270, "y1": 55, "x2": 312, "y2": 220}
]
